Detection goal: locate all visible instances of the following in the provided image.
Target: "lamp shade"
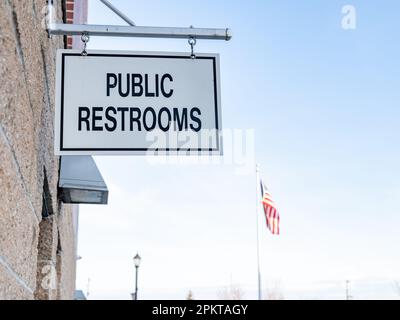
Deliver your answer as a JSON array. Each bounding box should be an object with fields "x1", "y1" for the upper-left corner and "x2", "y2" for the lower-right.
[{"x1": 133, "y1": 253, "x2": 141, "y2": 267}]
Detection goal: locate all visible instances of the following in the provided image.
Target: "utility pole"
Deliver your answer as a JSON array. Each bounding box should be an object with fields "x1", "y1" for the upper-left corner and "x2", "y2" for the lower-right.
[
  {"x1": 345, "y1": 280, "x2": 351, "y2": 300},
  {"x1": 86, "y1": 278, "x2": 91, "y2": 299}
]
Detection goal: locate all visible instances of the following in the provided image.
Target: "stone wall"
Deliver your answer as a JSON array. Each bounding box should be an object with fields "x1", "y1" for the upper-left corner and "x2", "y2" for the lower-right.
[{"x1": 0, "y1": 0, "x2": 77, "y2": 300}]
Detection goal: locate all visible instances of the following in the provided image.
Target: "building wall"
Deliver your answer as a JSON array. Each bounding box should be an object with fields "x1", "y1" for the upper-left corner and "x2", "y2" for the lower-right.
[
  {"x1": 0, "y1": 0, "x2": 82, "y2": 300},
  {"x1": 66, "y1": 0, "x2": 88, "y2": 49}
]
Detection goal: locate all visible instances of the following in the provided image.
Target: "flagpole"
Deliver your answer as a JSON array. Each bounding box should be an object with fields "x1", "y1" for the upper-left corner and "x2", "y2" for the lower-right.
[{"x1": 255, "y1": 163, "x2": 262, "y2": 300}]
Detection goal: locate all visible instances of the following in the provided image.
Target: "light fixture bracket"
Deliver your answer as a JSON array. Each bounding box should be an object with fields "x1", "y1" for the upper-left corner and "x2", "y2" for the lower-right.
[{"x1": 47, "y1": 0, "x2": 232, "y2": 41}]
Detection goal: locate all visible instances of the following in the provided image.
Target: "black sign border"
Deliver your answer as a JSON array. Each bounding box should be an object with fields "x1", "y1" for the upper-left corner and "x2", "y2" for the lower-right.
[{"x1": 60, "y1": 53, "x2": 221, "y2": 153}]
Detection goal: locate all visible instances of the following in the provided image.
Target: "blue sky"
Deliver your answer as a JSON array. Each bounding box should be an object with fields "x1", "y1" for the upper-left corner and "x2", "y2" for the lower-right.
[{"x1": 75, "y1": 0, "x2": 400, "y2": 299}]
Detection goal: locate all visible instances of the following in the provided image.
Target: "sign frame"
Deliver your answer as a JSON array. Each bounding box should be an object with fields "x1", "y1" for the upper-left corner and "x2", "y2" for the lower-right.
[{"x1": 55, "y1": 49, "x2": 223, "y2": 155}]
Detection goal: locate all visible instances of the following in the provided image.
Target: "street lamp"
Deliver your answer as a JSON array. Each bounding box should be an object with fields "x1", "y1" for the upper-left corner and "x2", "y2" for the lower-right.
[{"x1": 133, "y1": 253, "x2": 141, "y2": 300}]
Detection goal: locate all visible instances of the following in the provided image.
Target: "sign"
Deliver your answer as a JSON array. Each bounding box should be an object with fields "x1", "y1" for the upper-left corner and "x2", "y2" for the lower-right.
[{"x1": 55, "y1": 50, "x2": 222, "y2": 155}]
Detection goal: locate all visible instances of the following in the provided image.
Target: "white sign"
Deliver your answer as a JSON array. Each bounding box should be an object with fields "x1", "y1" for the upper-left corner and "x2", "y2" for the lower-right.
[{"x1": 55, "y1": 50, "x2": 222, "y2": 155}]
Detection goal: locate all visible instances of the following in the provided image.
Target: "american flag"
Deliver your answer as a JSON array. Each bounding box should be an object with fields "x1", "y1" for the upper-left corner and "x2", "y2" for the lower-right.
[{"x1": 260, "y1": 181, "x2": 280, "y2": 235}]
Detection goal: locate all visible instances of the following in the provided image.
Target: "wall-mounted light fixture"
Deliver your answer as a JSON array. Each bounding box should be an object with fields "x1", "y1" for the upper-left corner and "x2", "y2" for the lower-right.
[{"x1": 58, "y1": 156, "x2": 108, "y2": 204}]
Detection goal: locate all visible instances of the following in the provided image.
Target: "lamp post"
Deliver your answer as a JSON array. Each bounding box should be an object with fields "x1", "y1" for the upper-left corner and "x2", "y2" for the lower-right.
[{"x1": 133, "y1": 253, "x2": 141, "y2": 300}]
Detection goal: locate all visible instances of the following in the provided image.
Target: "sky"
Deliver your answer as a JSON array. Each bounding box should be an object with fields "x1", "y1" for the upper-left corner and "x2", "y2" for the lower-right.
[{"x1": 75, "y1": 0, "x2": 400, "y2": 300}]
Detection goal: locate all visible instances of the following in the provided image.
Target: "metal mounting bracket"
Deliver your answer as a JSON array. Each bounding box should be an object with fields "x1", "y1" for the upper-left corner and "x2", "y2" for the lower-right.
[{"x1": 47, "y1": 0, "x2": 232, "y2": 41}]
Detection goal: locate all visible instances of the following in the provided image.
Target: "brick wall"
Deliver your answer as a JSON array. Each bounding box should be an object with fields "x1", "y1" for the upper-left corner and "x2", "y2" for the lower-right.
[
  {"x1": 0, "y1": 0, "x2": 81, "y2": 300},
  {"x1": 66, "y1": 0, "x2": 74, "y2": 48},
  {"x1": 66, "y1": 0, "x2": 88, "y2": 49}
]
